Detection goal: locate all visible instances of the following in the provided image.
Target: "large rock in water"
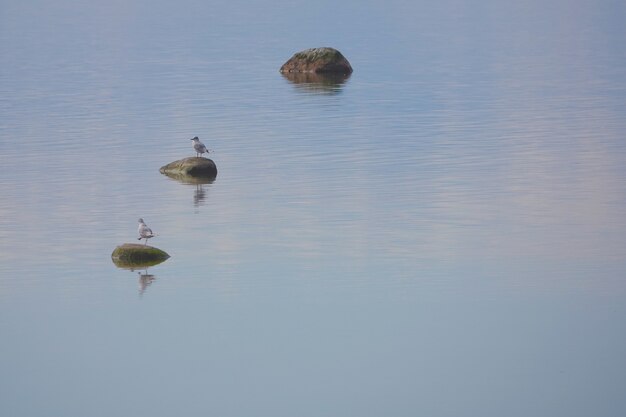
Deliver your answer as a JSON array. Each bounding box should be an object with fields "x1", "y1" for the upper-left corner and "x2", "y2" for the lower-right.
[
  {"x1": 280, "y1": 47, "x2": 353, "y2": 74},
  {"x1": 160, "y1": 157, "x2": 217, "y2": 179},
  {"x1": 111, "y1": 243, "x2": 170, "y2": 269}
]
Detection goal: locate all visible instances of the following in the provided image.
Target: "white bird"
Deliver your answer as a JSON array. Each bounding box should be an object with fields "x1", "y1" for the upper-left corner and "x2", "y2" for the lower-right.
[
  {"x1": 191, "y1": 136, "x2": 210, "y2": 157},
  {"x1": 137, "y1": 218, "x2": 155, "y2": 245}
]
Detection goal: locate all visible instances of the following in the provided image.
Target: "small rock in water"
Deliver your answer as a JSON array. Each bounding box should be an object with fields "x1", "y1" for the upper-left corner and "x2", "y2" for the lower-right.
[
  {"x1": 280, "y1": 47, "x2": 353, "y2": 74},
  {"x1": 111, "y1": 243, "x2": 170, "y2": 269},
  {"x1": 160, "y1": 157, "x2": 218, "y2": 178}
]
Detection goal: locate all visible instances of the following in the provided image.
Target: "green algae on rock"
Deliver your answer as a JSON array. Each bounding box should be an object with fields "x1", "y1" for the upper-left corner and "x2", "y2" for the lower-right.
[
  {"x1": 159, "y1": 157, "x2": 217, "y2": 179},
  {"x1": 280, "y1": 47, "x2": 353, "y2": 74},
  {"x1": 111, "y1": 243, "x2": 170, "y2": 269}
]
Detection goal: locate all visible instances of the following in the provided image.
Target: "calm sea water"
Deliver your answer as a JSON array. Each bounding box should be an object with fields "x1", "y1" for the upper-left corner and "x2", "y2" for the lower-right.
[{"x1": 1, "y1": 0, "x2": 626, "y2": 416}]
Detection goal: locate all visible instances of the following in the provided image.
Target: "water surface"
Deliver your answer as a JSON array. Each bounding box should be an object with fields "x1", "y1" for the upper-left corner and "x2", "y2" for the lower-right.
[{"x1": 1, "y1": 0, "x2": 626, "y2": 416}]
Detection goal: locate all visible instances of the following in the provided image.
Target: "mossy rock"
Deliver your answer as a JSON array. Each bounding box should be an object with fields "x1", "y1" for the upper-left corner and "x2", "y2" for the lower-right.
[
  {"x1": 280, "y1": 47, "x2": 353, "y2": 74},
  {"x1": 160, "y1": 157, "x2": 217, "y2": 179},
  {"x1": 111, "y1": 243, "x2": 170, "y2": 269}
]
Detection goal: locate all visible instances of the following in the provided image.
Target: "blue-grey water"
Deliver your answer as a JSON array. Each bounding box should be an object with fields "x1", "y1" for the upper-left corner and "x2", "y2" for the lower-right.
[{"x1": 1, "y1": 0, "x2": 626, "y2": 416}]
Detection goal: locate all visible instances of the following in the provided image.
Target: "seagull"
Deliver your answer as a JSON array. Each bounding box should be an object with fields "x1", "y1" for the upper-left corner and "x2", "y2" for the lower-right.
[
  {"x1": 191, "y1": 136, "x2": 210, "y2": 157},
  {"x1": 137, "y1": 218, "x2": 155, "y2": 245}
]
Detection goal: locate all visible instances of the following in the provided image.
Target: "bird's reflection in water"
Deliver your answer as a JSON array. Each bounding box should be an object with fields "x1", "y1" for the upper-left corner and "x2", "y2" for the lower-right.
[
  {"x1": 194, "y1": 183, "x2": 208, "y2": 208},
  {"x1": 160, "y1": 171, "x2": 215, "y2": 212},
  {"x1": 113, "y1": 258, "x2": 165, "y2": 296},
  {"x1": 124, "y1": 266, "x2": 158, "y2": 296},
  {"x1": 136, "y1": 269, "x2": 156, "y2": 296},
  {"x1": 281, "y1": 72, "x2": 351, "y2": 95}
]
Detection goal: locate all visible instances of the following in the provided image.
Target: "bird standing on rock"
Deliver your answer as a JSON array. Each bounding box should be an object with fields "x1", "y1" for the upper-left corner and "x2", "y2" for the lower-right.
[
  {"x1": 137, "y1": 218, "x2": 155, "y2": 245},
  {"x1": 191, "y1": 136, "x2": 210, "y2": 157}
]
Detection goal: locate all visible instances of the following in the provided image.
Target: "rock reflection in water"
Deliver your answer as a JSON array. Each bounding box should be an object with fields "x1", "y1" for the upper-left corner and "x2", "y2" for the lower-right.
[
  {"x1": 161, "y1": 171, "x2": 215, "y2": 210},
  {"x1": 112, "y1": 259, "x2": 160, "y2": 296},
  {"x1": 160, "y1": 171, "x2": 216, "y2": 185},
  {"x1": 281, "y1": 72, "x2": 351, "y2": 95},
  {"x1": 111, "y1": 256, "x2": 164, "y2": 295}
]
